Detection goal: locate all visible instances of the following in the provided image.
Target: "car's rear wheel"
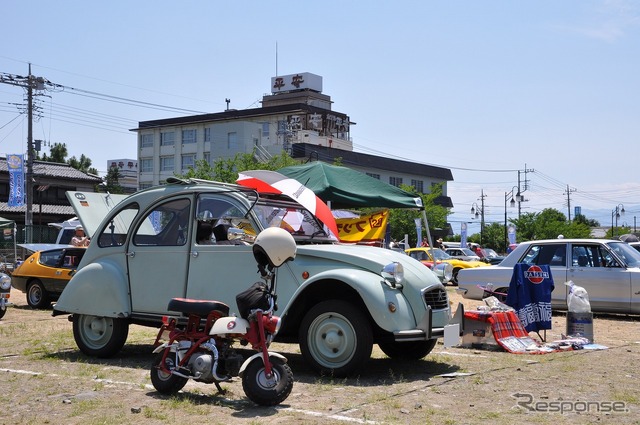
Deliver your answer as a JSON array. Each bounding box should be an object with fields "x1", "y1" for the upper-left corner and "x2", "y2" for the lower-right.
[
  {"x1": 299, "y1": 300, "x2": 373, "y2": 377},
  {"x1": 27, "y1": 279, "x2": 50, "y2": 309},
  {"x1": 378, "y1": 339, "x2": 437, "y2": 360},
  {"x1": 451, "y1": 268, "x2": 462, "y2": 286},
  {"x1": 72, "y1": 314, "x2": 129, "y2": 358}
]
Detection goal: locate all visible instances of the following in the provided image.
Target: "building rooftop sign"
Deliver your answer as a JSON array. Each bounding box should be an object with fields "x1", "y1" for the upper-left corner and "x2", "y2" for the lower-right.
[{"x1": 271, "y1": 72, "x2": 322, "y2": 94}]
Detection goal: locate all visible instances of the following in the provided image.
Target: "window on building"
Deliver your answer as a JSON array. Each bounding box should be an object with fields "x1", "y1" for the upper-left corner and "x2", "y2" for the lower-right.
[
  {"x1": 141, "y1": 133, "x2": 154, "y2": 148},
  {"x1": 389, "y1": 176, "x2": 403, "y2": 187},
  {"x1": 140, "y1": 158, "x2": 153, "y2": 172},
  {"x1": 160, "y1": 156, "x2": 174, "y2": 171},
  {"x1": 227, "y1": 132, "x2": 237, "y2": 149},
  {"x1": 366, "y1": 173, "x2": 380, "y2": 180},
  {"x1": 204, "y1": 152, "x2": 211, "y2": 164},
  {"x1": 204, "y1": 127, "x2": 211, "y2": 142},
  {"x1": 139, "y1": 183, "x2": 153, "y2": 190},
  {"x1": 411, "y1": 179, "x2": 424, "y2": 193},
  {"x1": 181, "y1": 154, "x2": 196, "y2": 171},
  {"x1": 160, "y1": 131, "x2": 175, "y2": 146},
  {"x1": 262, "y1": 122, "x2": 270, "y2": 137},
  {"x1": 182, "y1": 129, "x2": 196, "y2": 144}
]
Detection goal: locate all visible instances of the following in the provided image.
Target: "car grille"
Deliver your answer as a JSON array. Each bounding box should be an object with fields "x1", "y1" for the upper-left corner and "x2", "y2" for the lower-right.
[{"x1": 423, "y1": 287, "x2": 449, "y2": 310}]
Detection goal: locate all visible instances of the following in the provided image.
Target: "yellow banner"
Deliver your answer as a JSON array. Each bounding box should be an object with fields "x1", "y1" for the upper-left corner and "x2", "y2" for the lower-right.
[{"x1": 336, "y1": 210, "x2": 388, "y2": 244}]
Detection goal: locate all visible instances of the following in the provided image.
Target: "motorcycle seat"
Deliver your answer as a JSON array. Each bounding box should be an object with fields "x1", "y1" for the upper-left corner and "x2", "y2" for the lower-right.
[{"x1": 168, "y1": 298, "x2": 230, "y2": 318}]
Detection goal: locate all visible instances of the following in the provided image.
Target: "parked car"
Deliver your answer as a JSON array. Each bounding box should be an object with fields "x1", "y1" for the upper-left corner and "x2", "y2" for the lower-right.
[
  {"x1": 628, "y1": 241, "x2": 640, "y2": 253},
  {"x1": 53, "y1": 179, "x2": 451, "y2": 377},
  {"x1": 11, "y1": 246, "x2": 86, "y2": 308},
  {"x1": 444, "y1": 247, "x2": 481, "y2": 262},
  {"x1": 479, "y1": 248, "x2": 506, "y2": 265},
  {"x1": 457, "y1": 238, "x2": 640, "y2": 314},
  {"x1": 0, "y1": 271, "x2": 11, "y2": 319},
  {"x1": 405, "y1": 247, "x2": 489, "y2": 285}
]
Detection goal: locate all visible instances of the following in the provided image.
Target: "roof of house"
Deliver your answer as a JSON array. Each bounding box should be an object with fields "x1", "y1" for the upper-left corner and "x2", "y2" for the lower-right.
[
  {"x1": 290, "y1": 143, "x2": 454, "y2": 181},
  {"x1": 0, "y1": 158, "x2": 102, "y2": 183}
]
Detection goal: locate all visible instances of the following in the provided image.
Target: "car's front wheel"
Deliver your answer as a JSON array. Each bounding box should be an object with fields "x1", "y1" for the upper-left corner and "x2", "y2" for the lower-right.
[
  {"x1": 299, "y1": 300, "x2": 373, "y2": 377},
  {"x1": 72, "y1": 314, "x2": 129, "y2": 358},
  {"x1": 27, "y1": 279, "x2": 50, "y2": 309},
  {"x1": 378, "y1": 339, "x2": 437, "y2": 360}
]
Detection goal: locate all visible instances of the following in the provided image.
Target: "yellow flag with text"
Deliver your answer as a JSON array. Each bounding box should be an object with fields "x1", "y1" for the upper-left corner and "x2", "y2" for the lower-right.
[{"x1": 336, "y1": 210, "x2": 388, "y2": 244}]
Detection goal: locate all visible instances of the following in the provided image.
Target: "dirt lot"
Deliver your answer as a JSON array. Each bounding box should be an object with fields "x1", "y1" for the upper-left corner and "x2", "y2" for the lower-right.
[{"x1": 1, "y1": 285, "x2": 639, "y2": 425}]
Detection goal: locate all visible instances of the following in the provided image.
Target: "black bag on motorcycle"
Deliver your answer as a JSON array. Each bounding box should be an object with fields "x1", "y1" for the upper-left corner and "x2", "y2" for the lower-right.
[{"x1": 236, "y1": 281, "x2": 270, "y2": 319}]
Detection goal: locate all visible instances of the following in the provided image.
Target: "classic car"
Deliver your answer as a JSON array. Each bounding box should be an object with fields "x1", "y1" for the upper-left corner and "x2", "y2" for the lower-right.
[
  {"x1": 0, "y1": 271, "x2": 10, "y2": 319},
  {"x1": 443, "y1": 247, "x2": 481, "y2": 262},
  {"x1": 53, "y1": 178, "x2": 451, "y2": 377},
  {"x1": 405, "y1": 247, "x2": 490, "y2": 285},
  {"x1": 479, "y1": 247, "x2": 506, "y2": 265},
  {"x1": 11, "y1": 246, "x2": 86, "y2": 308},
  {"x1": 457, "y1": 238, "x2": 640, "y2": 314}
]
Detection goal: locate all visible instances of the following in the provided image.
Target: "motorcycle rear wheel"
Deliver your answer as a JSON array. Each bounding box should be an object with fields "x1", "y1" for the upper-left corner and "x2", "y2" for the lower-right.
[
  {"x1": 150, "y1": 352, "x2": 188, "y2": 394},
  {"x1": 242, "y1": 356, "x2": 293, "y2": 406}
]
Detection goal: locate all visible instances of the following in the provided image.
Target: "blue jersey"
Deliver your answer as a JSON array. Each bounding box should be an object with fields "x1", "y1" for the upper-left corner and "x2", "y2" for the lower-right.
[{"x1": 505, "y1": 263, "x2": 554, "y2": 332}]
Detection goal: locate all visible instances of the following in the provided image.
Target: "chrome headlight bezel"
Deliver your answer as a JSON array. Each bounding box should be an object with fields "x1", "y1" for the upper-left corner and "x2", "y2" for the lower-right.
[
  {"x1": 381, "y1": 262, "x2": 404, "y2": 288},
  {"x1": 0, "y1": 273, "x2": 11, "y2": 290}
]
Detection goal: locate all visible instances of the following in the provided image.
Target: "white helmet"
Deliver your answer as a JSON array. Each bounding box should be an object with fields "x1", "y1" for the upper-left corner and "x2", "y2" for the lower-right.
[{"x1": 253, "y1": 227, "x2": 296, "y2": 268}]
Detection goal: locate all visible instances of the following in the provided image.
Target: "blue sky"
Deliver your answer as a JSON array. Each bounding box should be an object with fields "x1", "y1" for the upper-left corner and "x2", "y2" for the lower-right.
[{"x1": 1, "y1": 1, "x2": 639, "y2": 235}]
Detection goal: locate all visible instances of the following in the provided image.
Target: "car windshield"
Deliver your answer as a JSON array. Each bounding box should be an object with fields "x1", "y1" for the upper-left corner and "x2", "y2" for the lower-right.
[
  {"x1": 431, "y1": 248, "x2": 452, "y2": 261},
  {"x1": 609, "y1": 242, "x2": 640, "y2": 268},
  {"x1": 482, "y1": 248, "x2": 499, "y2": 257},
  {"x1": 459, "y1": 248, "x2": 477, "y2": 256},
  {"x1": 252, "y1": 198, "x2": 336, "y2": 243}
]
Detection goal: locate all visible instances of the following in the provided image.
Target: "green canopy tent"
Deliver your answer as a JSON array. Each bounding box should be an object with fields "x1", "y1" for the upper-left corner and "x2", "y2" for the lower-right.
[{"x1": 278, "y1": 161, "x2": 433, "y2": 247}]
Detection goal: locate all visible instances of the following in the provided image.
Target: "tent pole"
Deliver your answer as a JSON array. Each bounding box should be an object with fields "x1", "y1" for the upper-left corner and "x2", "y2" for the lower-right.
[{"x1": 421, "y1": 210, "x2": 436, "y2": 259}]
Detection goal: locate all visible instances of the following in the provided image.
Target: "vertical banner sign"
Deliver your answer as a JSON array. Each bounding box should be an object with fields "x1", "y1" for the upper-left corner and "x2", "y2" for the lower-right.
[
  {"x1": 414, "y1": 218, "x2": 422, "y2": 248},
  {"x1": 508, "y1": 225, "x2": 517, "y2": 245},
  {"x1": 460, "y1": 222, "x2": 468, "y2": 248},
  {"x1": 7, "y1": 154, "x2": 25, "y2": 207}
]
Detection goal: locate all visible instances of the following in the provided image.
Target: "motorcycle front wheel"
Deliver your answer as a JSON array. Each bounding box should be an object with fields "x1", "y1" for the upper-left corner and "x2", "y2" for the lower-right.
[
  {"x1": 150, "y1": 352, "x2": 188, "y2": 394},
  {"x1": 242, "y1": 356, "x2": 293, "y2": 406}
]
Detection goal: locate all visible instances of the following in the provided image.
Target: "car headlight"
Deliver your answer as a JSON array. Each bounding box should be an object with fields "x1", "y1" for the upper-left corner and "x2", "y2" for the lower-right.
[
  {"x1": 381, "y1": 262, "x2": 404, "y2": 288},
  {"x1": 434, "y1": 263, "x2": 453, "y2": 283},
  {"x1": 0, "y1": 273, "x2": 11, "y2": 290}
]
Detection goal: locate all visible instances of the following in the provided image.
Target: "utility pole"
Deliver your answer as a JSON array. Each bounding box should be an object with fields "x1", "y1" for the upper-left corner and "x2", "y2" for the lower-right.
[
  {"x1": 564, "y1": 185, "x2": 577, "y2": 221},
  {"x1": 517, "y1": 164, "x2": 534, "y2": 218},
  {"x1": 0, "y1": 65, "x2": 48, "y2": 242}
]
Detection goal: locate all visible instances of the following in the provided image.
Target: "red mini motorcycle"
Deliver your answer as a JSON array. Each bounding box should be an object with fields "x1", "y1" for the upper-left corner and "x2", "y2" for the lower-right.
[{"x1": 150, "y1": 227, "x2": 296, "y2": 406}]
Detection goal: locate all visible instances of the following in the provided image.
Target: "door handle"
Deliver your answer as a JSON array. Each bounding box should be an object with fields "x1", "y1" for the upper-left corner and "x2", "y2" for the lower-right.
[
  {"x1": 126, "y1": 251, "x2": 135, "y2": 258},
  {"x1": 191, "y1": 251, "x2": 199, "y2": 258}
]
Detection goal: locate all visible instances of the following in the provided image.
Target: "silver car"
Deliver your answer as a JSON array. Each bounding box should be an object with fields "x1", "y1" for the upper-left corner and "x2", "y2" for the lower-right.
[
  {"x1": 457, "y1": 238, "x2": 640, "y2": 314},
  {"x1": 53, "y1": 179, "x2": 451, "y2": 377}
]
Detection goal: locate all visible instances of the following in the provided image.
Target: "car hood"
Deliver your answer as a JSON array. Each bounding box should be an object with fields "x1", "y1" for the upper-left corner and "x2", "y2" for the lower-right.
[
  {"x1": 66, "y1": 191, "x2": 130, "y2": 237},
  {"x1": 296, "y1": 243, "x2": 441, "y2": 288}
]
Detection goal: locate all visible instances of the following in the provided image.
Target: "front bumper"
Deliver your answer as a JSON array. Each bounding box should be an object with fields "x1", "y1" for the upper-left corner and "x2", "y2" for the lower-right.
[
  {"x1": 392, "y1": 306, "x2": 446, "y2": 342},
  {"x1": 1, "y1": 292, "x2": 11, "y2": 309}
]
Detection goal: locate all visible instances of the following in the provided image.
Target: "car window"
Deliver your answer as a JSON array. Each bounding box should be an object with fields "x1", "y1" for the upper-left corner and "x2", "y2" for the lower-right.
[
  {"x1": 39, "y1": 249, "x2": 64, "y2": 267},
  {"x1": 195, "y1": 194, "x2": 254, "y2": 243},
  {"x1": 571, "y1": 244, "x2": 610, "y2": 267},
  {"x1": 608, "y1": 242, "x2": 640, "y2": 268},
  {"x1": 98, "y1": 203, "x2": 140, "y2": 247},
  {"x1": 521, "y1": 244, "x2": 566, "y2": 266},
  {"x1": 133, "y1": 198, "x2": 191, "y2": 247}
]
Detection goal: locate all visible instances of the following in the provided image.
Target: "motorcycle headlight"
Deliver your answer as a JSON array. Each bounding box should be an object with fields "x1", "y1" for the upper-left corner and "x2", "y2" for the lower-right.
[
  {"x1": 381, "y1": 262, "x2": 404, "y2": 288},
  {"x1": 0, "y1": 274, "x2": 11, "y2": 290}
]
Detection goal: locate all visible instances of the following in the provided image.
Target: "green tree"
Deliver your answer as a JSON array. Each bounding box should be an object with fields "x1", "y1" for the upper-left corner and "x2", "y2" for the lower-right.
[
  {"x1": 178, "y1": 150, "x2": 299, "y2": 183},
  {"x1": 37, "y1": 142, "x2": 98, "y2": 174},
  {"x1": 384, "y1": 183, "x2": 449, "y2": 247},
  {"x1": 99, "y1": 166, "x2": 125, "y2": 194}
]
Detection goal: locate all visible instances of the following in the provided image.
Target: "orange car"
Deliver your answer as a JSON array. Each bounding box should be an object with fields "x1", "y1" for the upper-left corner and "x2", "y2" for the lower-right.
[{"x1": 12, "y1": 246, "x2": 86, "y2": 308}]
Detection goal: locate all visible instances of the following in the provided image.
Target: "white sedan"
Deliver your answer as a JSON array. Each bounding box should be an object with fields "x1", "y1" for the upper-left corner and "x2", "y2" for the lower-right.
[{"x1": 456, "y1": 238, "x2": 640, "y2": 314}]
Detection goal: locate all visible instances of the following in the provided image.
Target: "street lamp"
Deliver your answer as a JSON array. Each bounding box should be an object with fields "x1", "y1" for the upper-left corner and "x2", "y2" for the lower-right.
[
  {"x1": 611, "y1": 204, "x2": 625, "y2": 238},
  {"x1": 471, "y1": 202, "x2": 484, "y2": 245},
  {"x1": 504, "y1": 186, "x2": 523, "y2": 252}
]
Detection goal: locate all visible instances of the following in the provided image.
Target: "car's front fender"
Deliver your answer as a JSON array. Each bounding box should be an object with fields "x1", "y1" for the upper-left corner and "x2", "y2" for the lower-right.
[
  {"x1": 286, "y1": 267, "x2": 420, "y2": 333},
  {"x1": 53, "y1": 260, "x2": 130, "y2": 318}
]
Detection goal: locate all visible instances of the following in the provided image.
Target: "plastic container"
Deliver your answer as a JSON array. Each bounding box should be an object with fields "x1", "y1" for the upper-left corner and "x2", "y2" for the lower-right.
[{"x1": 566, "y1": 311, "x2": 594, "y2": 342}]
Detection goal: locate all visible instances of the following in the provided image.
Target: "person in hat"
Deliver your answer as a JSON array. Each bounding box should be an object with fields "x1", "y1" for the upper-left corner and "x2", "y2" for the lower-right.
[
  {"x1": 71, "y1": 225, "x2": 90, "y2": 247},
  {"x1": 434, "y1": 238, "x2": 443, "y2": 249}
]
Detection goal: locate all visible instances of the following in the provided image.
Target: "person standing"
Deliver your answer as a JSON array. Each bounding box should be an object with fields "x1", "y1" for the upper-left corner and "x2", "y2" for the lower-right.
[{"x1": 71, "y1": 225, "x2": 90, "y2": 247}]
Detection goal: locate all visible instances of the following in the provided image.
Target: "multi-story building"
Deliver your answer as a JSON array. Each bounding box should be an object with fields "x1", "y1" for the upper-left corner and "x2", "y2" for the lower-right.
[
  {"x1": 107, "y1": 158, "x2": 138, "y2": 193},
  {"x1": 133, "y1": 72, "x2": 452, "y2": 208}
]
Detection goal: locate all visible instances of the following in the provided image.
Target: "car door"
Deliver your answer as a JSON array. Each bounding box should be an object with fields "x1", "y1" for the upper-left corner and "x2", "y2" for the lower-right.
[
  {"x1": 519, "y1": 242, "x2": 569, "y2": 308},
  {"x1": 567, "y1": 242, "x2": 631, "y2": 313},
  {"x1": 126, "y1": 197, "x2": 192, "y2": 315},
  {"x1": 183, "y1": 193, "x2": 260, "y2": 309}
]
